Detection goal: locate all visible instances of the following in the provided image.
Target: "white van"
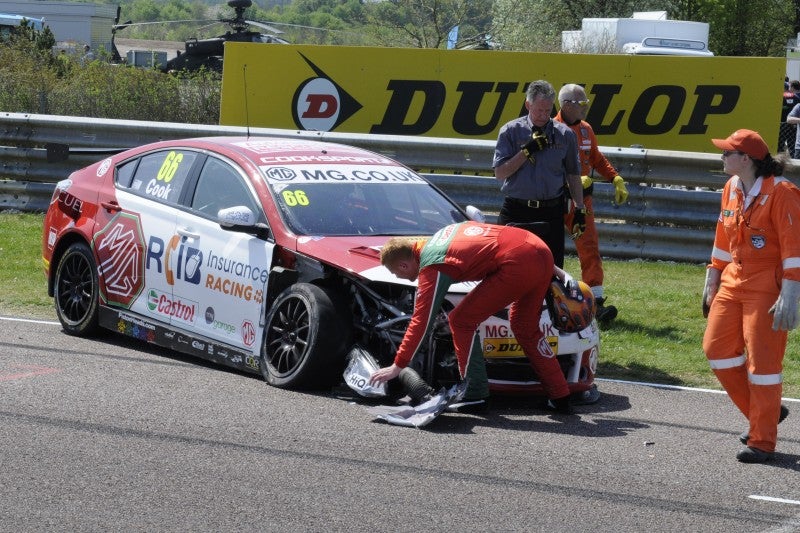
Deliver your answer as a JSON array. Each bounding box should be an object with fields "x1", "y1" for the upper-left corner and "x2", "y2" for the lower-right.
[{"x1": 563, "y1": 11, "x2": 714, "y2": 57}]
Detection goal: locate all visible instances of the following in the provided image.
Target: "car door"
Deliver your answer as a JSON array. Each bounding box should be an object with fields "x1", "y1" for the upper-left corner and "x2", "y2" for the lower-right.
[
  {"x1": 179, "y1": 154, "x2": 274, "y2": 359},
  {"x1": 95, "y1": 149, "x2": 201, "y2": 328}
]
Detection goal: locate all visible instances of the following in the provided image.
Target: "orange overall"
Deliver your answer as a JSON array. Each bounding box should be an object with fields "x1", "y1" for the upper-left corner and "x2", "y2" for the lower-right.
[
  {"x1": 556, "y1": 112, "x2": 617, "y2": 291},
  {"x1": 703, "y1": 175, "x2": 800, "y2": 452}
]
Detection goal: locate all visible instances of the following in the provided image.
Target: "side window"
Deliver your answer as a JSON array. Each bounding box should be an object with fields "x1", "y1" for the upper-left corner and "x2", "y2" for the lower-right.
[
  {"x1": 115, "y1": 159, "x2": 138, "y2": 189},
  {"x1": 190, "y1": 157, "x2": 258, "y2": 218},
  {"x1": 125, "y1": 150, "x2": 198, "y2": 206}
]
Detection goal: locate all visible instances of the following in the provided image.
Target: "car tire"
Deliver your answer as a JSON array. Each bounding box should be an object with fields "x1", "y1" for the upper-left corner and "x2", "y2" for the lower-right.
[
  {"x1": 54, "y1": 242, "x2": 100, "y2": 336},
  {"x1": 261, "y1": 283, "x2": 351, "y2": 389}
]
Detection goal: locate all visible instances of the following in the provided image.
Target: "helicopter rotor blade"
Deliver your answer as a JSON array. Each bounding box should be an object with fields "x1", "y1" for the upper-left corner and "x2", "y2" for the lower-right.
[
  {"x1": 243, "y1": 20, "x2": 283, "y2": 34},
  {"x1": 249, "y1": 20, "x2": 361, "y2": 38},
  {"x1": 112, "y1": 19, "x2": 216, "y2": 30},
  {"x1": 195, "y1": 21, "x2": 224, "y2": 33}
]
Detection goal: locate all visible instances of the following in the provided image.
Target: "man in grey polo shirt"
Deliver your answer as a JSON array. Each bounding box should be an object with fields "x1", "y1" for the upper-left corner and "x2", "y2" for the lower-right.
[{"x1": 493, "y1": 80, "x2": 585, "y2": 267}]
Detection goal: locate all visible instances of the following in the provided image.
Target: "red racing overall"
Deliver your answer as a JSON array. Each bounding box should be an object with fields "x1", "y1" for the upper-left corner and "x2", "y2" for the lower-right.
[
  {"x1": 703, "y1": 175, "x2": 800, "y2": 452},
  {"x1": 393, "y1": 222, "x2": 570, "y2": 400}
]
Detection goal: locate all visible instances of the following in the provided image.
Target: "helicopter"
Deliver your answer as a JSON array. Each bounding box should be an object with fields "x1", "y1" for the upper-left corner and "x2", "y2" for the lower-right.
[{"x1": 111, "y1": 0, "x2": 289, "y2": 73}]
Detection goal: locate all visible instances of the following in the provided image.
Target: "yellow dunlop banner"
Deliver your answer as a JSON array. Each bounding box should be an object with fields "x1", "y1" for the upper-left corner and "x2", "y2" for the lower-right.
[{"x1": 220, "y1": 43, "x2": 785, "y2": 153}]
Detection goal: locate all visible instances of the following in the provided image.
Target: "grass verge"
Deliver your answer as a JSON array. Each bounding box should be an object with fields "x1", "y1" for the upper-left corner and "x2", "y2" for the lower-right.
[
  {"x1": 2, "y1": 212, "x2": 798, "y2": 398},
  {"x1": 0, "y1": 212, "x2": 53, "y2": 318}
]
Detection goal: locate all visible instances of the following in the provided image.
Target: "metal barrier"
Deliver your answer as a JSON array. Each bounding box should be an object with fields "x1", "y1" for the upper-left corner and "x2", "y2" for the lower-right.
[{"x1": 2, "y1": 112, "x2": 799, "y2": 263}]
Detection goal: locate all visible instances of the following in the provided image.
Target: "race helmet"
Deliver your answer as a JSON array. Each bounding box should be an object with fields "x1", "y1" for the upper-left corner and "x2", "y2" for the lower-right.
[{"x1": 547, "y1": 279, "x2": 596, "y2": 333}]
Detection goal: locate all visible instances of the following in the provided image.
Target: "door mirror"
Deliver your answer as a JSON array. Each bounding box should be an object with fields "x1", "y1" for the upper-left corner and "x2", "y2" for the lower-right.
[
  {"x1": 218, "y1": 205, "x2": 257, "y2": 227},
  {"x1": 218, "y1": 206, "x2": 270, "y2": 239},
  {"x1": 465, "y1": 205, "x2": 485, "y2": 222}
]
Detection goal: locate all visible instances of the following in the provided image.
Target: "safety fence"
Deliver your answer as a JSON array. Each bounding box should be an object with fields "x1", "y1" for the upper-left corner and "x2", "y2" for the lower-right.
[
  {"x1": 2, "y1": 112, "x2": 799, "y2": 264},
  {"x1": 778, "y1": 121, "x2": 797, "y2": 155}
]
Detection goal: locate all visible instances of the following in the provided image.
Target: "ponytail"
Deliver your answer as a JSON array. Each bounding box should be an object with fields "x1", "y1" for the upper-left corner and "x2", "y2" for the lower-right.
[{"x1": 755, "y1": 151, "x2": 791, "y2": 177}]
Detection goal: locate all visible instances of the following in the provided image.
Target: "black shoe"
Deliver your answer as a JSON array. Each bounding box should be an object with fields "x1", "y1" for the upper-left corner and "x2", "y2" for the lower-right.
[
  {"x1": 595, "y1": 298, "x2": 618, "y2": 322},
  {"x1": 739, "y1": 404, "x2": 789, "y2": 444},
  {"x1": 545, "y1": 396, "x2": 575, "y2": 415},
  {"x1": 736, "y1": 446, "x2": 774, "y2": 463}
]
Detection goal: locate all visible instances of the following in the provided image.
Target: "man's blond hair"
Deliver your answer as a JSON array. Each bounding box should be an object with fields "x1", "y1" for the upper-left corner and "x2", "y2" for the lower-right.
[{"x1": 380, "y1": 237, "x2": 417, "y2": 267}]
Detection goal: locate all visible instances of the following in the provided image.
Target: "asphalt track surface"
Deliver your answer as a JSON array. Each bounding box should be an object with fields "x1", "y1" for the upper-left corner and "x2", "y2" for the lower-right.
[{"x1": 2, "y1": 315, "x2": 800, "y2": 532}]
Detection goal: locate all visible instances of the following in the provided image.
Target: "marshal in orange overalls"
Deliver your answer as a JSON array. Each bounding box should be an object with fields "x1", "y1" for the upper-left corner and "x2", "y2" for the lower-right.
[
  {"x1": 556, "y1": 111, "x2": 618, "y2": 296},
  {"x1": 703, "y1": 175, "x2": 800, "y2": 452}
]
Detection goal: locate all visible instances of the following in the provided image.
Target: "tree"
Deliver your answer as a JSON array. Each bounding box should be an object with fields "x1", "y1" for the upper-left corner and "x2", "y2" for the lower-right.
[
  {"x1": 120, "y1": 0, "x2": 210, "y2": 41},
  {"x1": 363, "y1": 0, "x2": 493, "y2": 49},
  {"x1": 491, "y1": 0, "x2": 571, "y2": 51},
  {"x1": 491, "y1": 0, "x2": 796, "y2": 56},
  {"x1": 491, "y1": 0, "x2": 681, "y2": 51},
  {"x1": 699, "y1": 0, "x2": 794, "y2": 56},
  {"x1": 795, "y1": 0, "x2": 800, "y2": 37},
  {"x1": 255, "y1": 0, "x2": 368, "y2": 45}
]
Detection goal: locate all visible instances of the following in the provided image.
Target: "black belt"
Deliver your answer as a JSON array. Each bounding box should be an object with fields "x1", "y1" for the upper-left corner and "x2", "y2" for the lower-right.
[{"x1": 507, "y1": 196, "x2": 563, "y2": 209}]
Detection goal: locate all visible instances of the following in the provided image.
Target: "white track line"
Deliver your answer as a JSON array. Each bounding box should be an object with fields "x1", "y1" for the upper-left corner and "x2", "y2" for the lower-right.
[
  {"x1": 749, "y1": 495, "x2": 800, "y2": 506},
  {"x1": 0, "y1": 316, "x2": 59, "y2": 325},
  {"x1": 596, "y1": 378, "x2": 800, "y2": 403}
]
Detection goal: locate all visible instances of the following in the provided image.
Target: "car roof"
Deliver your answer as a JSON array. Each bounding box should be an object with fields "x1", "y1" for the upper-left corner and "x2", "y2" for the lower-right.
[{"x1": 157, "y1": 136, "x2": 398, "y2": 166}]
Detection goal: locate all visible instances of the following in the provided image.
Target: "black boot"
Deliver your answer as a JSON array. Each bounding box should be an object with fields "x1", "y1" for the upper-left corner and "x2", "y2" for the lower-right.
[
  {"x1": 739, "y1": 404, "x2": 789, "y2": 444},
  {"x1": 545, "y1": 395, "x2": 575, "y2": 415},
  {"x1": 595, "y1": 297, "x2": 618, "y2": 322}
]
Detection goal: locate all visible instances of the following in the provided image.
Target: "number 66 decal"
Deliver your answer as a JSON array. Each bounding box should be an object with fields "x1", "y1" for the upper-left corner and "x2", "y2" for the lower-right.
[{"x1": 282, "y1": 189, "x2": 309, "y2": 206}]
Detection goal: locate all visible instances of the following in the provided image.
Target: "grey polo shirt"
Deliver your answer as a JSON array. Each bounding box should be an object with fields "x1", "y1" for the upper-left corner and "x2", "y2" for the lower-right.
[{"x1": 493, "y1": 116, "x2": 580, "y2": 201}]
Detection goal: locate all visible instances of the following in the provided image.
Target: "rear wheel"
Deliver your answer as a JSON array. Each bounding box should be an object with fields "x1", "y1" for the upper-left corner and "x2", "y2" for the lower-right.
[
  {"x1": 261, "y1": 283, "x2": 351, "y2": 389},
  {"x1": 54, "y1": 242, "x2": 100, "y2": 336}
]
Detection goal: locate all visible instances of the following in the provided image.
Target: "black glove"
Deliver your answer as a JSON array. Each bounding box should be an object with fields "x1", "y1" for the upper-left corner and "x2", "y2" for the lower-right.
[
  {"x1": 571, "y1": 207, "x2": 587, "y2": 239},
  {"x1": 521, "y1": 130, "x2": 549, "y2": 162}
]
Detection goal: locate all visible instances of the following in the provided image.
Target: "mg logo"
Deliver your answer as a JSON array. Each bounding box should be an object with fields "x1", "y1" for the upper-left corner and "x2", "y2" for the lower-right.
[
  {"x1": 242, "y1": 320, "x2": 256, "y2": 347},
  {"x1": 266, "y1": 167, "x2": 297, "y2": 181},
  {"x1": 93, "y1": 212, "x2": 145, "y2": 308}
]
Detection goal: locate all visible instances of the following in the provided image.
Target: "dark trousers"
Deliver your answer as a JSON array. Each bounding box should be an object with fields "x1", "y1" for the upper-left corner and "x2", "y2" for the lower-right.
[{"x1": 497, "y1": 197, "x2": 565, "y2": 267}]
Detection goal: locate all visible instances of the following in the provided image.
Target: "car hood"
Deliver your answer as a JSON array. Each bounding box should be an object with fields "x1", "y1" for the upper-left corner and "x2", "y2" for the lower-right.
[{"x1": 294, "y1": 235, "x2": 473, "y2": 293}]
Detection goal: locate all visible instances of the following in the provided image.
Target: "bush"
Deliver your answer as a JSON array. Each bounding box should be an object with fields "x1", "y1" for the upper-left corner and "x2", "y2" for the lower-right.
[
  {"x1": 0, "y1": 25, "x2": 221, "y2": 124},
  {"x1": 48, "y1": 62, "x2": 220, "y2": 124},
  {"x1": 0, "y1": 24, "x2": 60, "y2": 113},
  {"x1": 0, "y1": 46, "x2": 60, "y2": 113}
]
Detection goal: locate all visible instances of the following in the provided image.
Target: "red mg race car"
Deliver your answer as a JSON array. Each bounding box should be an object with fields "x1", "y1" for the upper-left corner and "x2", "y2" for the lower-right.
[{"x1": 42, "y1": 137, "x2": 600, "y2": 402}]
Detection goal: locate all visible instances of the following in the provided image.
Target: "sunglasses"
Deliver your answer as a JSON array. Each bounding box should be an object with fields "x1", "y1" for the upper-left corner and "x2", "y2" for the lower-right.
[
  {"x1": 563, "y1": 99, "x2": 590, "y2": 107},
  {"x1": 721, "y1": 150, "x2": 744, "y2": 157}
]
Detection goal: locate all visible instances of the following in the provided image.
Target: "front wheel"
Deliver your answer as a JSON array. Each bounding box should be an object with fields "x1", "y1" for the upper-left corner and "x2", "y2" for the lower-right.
[
  {"x1": 261, "y1": 283, "x2": 351, "y2": 389},
  {"x1": 54, "y1": 242, "x2": 100, "y2": 336}
]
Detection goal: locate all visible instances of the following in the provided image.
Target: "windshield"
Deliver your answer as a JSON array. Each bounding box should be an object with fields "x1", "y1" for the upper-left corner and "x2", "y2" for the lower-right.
[{"x1": 263, "y1": 165, "x2": 468, "y2": 236}]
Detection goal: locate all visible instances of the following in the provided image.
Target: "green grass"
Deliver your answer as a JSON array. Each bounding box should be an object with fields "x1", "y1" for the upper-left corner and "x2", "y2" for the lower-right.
[
  {"x1": 0, "y1": 212, "x2": 53, "y2": 318},
  {"x1": 567, "y1": 256, "x2": 800, "y2": 399},
  {"x1": 3, "y1": 212, "x2": 799, "y2": 398}
]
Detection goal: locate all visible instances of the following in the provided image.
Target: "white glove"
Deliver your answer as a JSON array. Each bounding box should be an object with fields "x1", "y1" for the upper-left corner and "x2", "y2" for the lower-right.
[
  {"x1": 702, "y1": 267, "x2": 721, "y2": 318},
  {"x1": 553, "y1": 265, "x2": 574, "y2": 284},
  {"x1": 770, "y1": 279, "x2": 800, "y2": 331}
]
